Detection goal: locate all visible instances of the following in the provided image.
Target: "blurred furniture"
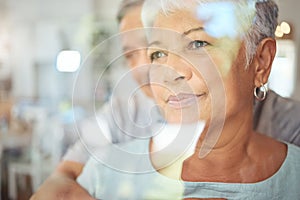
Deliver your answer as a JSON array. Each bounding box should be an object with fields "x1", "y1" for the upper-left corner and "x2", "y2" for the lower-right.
[
  {"x1": 8, "y1": 112, "x2": 64, "y2": 200},
  {"x1": 0, "y1": 131, "x2": 32, "y2": 150},
  {"x1": 0, "y1": 130, "x2": 32, "y2": 200},
  {"x1": 0, "y1": 98, "x2": 13, "y2": 126},
  {"x1": 0, "y1": 142, "x2": 2, "y2": 197}
]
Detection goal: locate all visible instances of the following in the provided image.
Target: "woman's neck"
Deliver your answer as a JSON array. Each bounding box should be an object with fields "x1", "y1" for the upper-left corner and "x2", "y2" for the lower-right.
[
  {"x1": 150, "y1": 108, "x2": 286, "y2": 183},
  {"x1": 181, "y1": 115, "x2": 286, "y2": 183},
  {"x1": 197, "y1": 112, "x2": 254, "y2": 161},
  {"x1": 196, "y1": 115, "x2": 253, "y2": 166}
]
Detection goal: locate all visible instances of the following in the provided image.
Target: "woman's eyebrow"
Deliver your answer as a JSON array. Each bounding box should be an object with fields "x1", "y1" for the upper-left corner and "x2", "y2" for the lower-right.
[
  {"x1": 183, "y1": 27, "x2": 205, "y2": 36},
  {"x1": 147, "y1": 27, "x2": 205, "y2": 48},
  {"x1": 148, "y1": 41, "x2": 161, "y2": 48}
]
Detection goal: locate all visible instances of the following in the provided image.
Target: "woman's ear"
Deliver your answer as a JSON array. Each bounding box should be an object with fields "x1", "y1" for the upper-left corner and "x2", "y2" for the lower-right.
[{"x1": 253, "y1": 38, "x2": 276, "y2": 86}]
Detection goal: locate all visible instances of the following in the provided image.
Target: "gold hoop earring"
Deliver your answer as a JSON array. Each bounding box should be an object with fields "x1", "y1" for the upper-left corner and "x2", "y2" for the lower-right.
[{"x1": 254, "y1": 83, "x2": 268, "y2": 101}]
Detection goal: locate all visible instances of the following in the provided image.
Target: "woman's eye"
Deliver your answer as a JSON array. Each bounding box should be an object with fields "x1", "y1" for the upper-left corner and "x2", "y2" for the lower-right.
[
  {"x1": 150, "y1": 51, "x2": 167, "y2": 61},
  {"x1": 188, "y1": 40, "x2": 210, "y2": 50}
]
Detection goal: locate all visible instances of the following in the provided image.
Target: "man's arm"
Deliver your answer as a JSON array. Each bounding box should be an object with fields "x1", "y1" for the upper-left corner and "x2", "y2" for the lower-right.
[
  {"x1": 31, "y1": 106, "x2": 114, "y2": 199},
  {"x1": 30, "y1": 160, "x2": 95, "y2": 200}
]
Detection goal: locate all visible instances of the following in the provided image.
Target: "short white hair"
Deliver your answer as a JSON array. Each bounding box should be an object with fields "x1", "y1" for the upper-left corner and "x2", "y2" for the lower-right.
[{"x1": 142, "y1": 0, "x2": 278, "y2": 67}]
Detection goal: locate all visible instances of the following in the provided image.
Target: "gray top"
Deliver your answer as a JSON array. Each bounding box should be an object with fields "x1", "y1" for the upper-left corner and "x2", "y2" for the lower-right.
[
  {"x1": 254, "y1": 90, "x2": 300, "y2": 146},
  {"x1": 77, "y1": 138, "x2": 300, "y2": 200}
]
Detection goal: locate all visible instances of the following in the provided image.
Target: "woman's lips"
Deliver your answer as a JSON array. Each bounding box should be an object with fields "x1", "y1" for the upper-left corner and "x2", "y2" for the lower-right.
[{"x1": 167, "y1": 93, "x2": 204, "y2": 109}]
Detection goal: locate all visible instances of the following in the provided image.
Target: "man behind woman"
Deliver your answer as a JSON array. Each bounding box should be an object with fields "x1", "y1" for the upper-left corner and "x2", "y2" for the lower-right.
[{"x1": 32, "y1": 0, "x2": 300, "y2": 199}]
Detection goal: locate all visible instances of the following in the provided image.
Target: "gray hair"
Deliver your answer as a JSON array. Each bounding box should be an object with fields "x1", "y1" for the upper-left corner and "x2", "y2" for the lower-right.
[
  {"x1": 117, "y1": 0, "x2": 145, "y2": 24},
  {"x1": 245, "y1": 0, "x2": 278, "y2": 65},
  {"x1": 142, "y1": 0, "x2": 278, "y2": 67}
]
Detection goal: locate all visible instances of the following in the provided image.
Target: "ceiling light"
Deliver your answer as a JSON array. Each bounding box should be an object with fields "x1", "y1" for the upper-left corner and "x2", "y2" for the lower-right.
[{"x1": 56, "y1": 50, "x2": 81, "y2": 72}]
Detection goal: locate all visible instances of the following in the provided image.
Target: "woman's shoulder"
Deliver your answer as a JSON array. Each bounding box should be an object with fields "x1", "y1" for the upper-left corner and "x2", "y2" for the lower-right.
[
  {"x1": 270, "y1": 143, "x2": 300, "y2": 184},
  {"x1": 273, "y1": 143, "x2": 300, "y2": 191},
  {"x1": 286, "y1": 143, "x2": 300, "y2": 164}
]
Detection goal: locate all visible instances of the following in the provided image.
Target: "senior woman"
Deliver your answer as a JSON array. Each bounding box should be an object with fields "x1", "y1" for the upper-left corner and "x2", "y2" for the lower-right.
[
  {"x1": 78, "y1": 0, "x2": 300, "y2": 199},
  {"x1": 145, "y1": 0, "x2": 300, "y2": 197}
]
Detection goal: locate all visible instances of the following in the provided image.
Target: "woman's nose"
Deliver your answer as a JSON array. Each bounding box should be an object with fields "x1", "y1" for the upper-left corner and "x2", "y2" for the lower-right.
[{"x1": 165, "y1": 54, "x2": 193, "y2": 83}]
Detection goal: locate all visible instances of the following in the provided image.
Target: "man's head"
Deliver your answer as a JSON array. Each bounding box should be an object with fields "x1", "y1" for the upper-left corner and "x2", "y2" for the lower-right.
[{"x1": 117, "y1": 0, "x2": 152, "y2": 97}]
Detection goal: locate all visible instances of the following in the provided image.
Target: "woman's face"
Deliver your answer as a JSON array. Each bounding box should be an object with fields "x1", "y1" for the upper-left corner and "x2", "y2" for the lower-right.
[
  {"x1": 148, "y1": 9, "x2": 254, "y2": 124},
  {"x1": 119, "y1": 6, "x2": 152, "y2": 97}
]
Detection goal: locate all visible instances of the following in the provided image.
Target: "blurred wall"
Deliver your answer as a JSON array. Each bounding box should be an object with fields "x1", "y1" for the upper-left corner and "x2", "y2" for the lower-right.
[
  {"x1": 4, "y1": 0, "x2": 93, "y2": 100},
  {"x1": 0, "y1": 0, "x2": 122, "y2": 108},
  {"x1": 277, "y1": 0, "x2": 300, "y2": 100}
]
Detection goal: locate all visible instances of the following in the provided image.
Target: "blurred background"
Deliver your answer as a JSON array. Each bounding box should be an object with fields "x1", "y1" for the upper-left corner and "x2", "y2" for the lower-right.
[{"x1": 0, "y1": 0, "x2": 299, "y2": 199}]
